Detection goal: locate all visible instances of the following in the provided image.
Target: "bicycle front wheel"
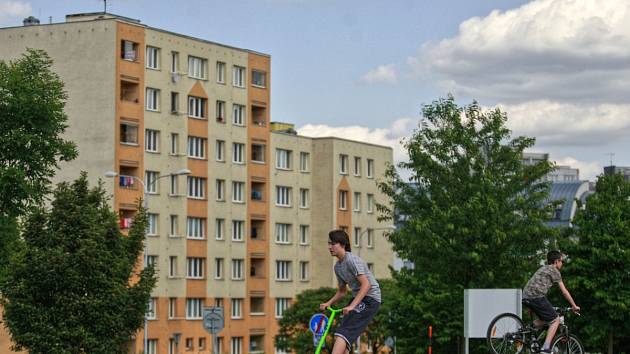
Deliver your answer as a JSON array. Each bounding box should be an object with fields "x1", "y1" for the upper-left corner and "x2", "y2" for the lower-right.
[
  {"x1": 551, "y1": 334, "x2": 584, "y2": 354},
  {"x1": 486, "y1": 313, "x2": 526, "y2": 354}
]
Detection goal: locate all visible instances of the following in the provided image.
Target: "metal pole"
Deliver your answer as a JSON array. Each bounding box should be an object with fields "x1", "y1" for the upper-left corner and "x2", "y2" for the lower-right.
[{"x1": 213, "y1": 333, "x2": 218, "y2": 354}]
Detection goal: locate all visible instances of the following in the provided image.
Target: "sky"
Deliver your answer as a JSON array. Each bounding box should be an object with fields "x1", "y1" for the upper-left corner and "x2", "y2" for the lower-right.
[{"x1": 2, "y1": 0, "x2": 629, "y2": 181}]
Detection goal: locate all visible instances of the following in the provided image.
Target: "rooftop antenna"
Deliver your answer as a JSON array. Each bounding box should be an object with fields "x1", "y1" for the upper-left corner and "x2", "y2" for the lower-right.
[
  {"x1": 103, "y1": 0, "x2": 107, "y2": 13},
  {"x1": 605, "y1": 152, "x2": 615, "y2": 167},
  {"x1": 48, "y1": 16, "x2": 52, "y2": 24}
]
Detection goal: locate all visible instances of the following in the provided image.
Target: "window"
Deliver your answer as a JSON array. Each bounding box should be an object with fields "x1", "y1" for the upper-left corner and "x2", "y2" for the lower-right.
[
  {"x1": 299, "y1": 152, "x2": 309, "y2": 172},
  {"x1": 367, "y1": 229, "x2": 374, "y2": 248},
  {"x1": 168, "y1": 297, "x2": 177, "y2": 319},
  {"x1": 170, "y1": 133, "x2": 179, "y2": 155},
  {"x1": 231, "y1": 337, "x2": 243, "y2": 354},
  {"x1": 187, "y1": 136, "x2": 206, "y2": 158},
  {"x1": 275, "y1": 223, "x2": 291, "y2": 244},
  {"x1": 276, "y1": 261, "x2": 291, "y2": 281},
  {"x1": 215, "y1": 258, "x2": 224, "y2": 279},
  {"x1": 339, "y1": 190, "x2": 348, "y2": 210},
  {"x1": 186, "y1": 217, "x2": 205, "y2": 239},
  {"x1": 232, "y1": 66, "x2": 245, "y2": 87},
  {"x1": 169, "y1": 215, "x2": 178, "y2": 236},
  {"x1": 231, "y1": 259, "x2": 244, "y2": 280},
  {"x1": 275, "y1": 298, "x2": 290, "y2": 318},
  {"x1": 215, "y1": 218, "x2": 225, "y2": 240},
  {"x1": 367, "y1": 159, "x2": 374, "y2": 178},
  {"x1": 185, "y1": 338, "x2": 193, "y2": 351},
  {"x1": 170, "y1": 92, "x2": 179, "y2": 113},
  {"x1": 231, "y1": 299, "x2": 243, "y2": 319},
  {"x1": 147, "y1": 339, "x2": 157, "y2": 354},
  {"x1": 251, "y1": 144, "x2": 265, "y2": 163},
  {"x1": 199, "y1": 338, "x2": 206, "y2": 351},
  {"x1": 232, "y1": 181, "x2": 245, "y2": 203},
  {"x1": 276, "y1": 186, "x2": 291, "y2": 207},
  {"x1": 170, "y1": 175, "x2": 178, "y2": 195},
  {"x1": 186, "y1": 298, "x2": 203, "y2": 319},
  {"x1": 251, "y1": 70, "x2": 266, "y2": 87},
  {"x1": 367, "y1": 263, "x2": 375, "y2": 273},
  {"x1": 121, "y1": 40, "x2": 138, "y2": 61},
  {"x1": 147, "y1": 297, "x2": 157, "y2": 319},
  {"x1": 354, "y1": 157, "x2": 362, "y2": 176},
  {"x1": 146, "y1": 46, "x2": 160, "y2": 69},
  {"x1": 367, "y1": 194, "x2": 374, "y2": 213},
  {"x1": 216, "y1": 140, "x2": 225, "y2": 161},
  {"x1": 146, "y1": 88, "x2": 159, "y2": 111},
  {"x1": 187, "y1": 176, "x2": 206, "y2": 199},
  {"x1": 216, "y1": 61, "x2": 226, "y2": 83},
  {"x1": 187, "y1": 257, "x2": 205, "y2": 279},
  {"x1": 276, "y1": 149, "x2": 292, "y2": 169},
  {"x1": 232, "y1": 104, "x2": 245, "y2": 126},
  {"x1": 169, "y1": 256, "x2": 177, "y2": 277},
  {"x1": 216, "y1": 100, "x2": 226, "y2": 122},
  {"x1": 299, "y1": 261, "x2": 309, "y2": 281},
  {"x1": 188, "y1": 96, "x2": 206, "y2": 118},
  {"x1": 216, "y1": 179, "x2": 225, "y2": 201},
  {"x1": 145, "y1": 129, "x2": 159, "y2": 152},
  {"x1": 147, "y1": 213, "x2": 158, "y2": 235},
  {"x1": 232, "y1": 143, "x2": 245, "y2": 163},
  {"x1": 188, "y1": 56, "x2": 207, "y2": 79},
  {"x1": 354, "y1": 227, "x2": 361, "y2": 247},
  {"x1": 339, "y1": 154, "x2": 348, "y2": 174},
  {"x1": 353, "y1": 192, "x2": 361, "y2": 211},
  {"x1": 299, "y1": 225, "x2": 309, "y2": 245},
  {"x1": 170, "y1": 51, "x2": 179, "y2": 73},
  {"x1": 299, "y1": 189, "x2": 309, "y2": 208},
  {"x1": 232, "y1": 220, "x2": 244, "y2": 241},
  {"x1": 215, "y1": 298, "x2": 224, "y2": 309},
  {"x1": 146, "y1": 255, "x2": 157, "y2": 268},
  {"x1": 120, "y1": 123, "x2": 138, "y2": 144},
  {"x1": 145, "y1": 171, "x2": 159, "y2": 194}
]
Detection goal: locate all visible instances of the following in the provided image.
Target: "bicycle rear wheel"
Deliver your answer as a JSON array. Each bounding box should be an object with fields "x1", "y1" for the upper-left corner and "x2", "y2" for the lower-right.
[
  {"x1": 486, "y1": 313, "x2": 526, "y2": 354},
  {"x1": 551, "y1": 334, "x2": 584, "y2": 354}
]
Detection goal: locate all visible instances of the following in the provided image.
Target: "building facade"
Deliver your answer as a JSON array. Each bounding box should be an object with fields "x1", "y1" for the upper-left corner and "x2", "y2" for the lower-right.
[
  {"x1": 0, "y1": 13, "x2": 394, "y2": 354},
  {"x1": 522, "y1": 152, "x2": 580, "y2": 182}
]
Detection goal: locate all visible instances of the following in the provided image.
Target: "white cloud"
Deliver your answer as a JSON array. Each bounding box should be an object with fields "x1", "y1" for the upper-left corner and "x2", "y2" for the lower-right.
[
  {"x1": 412, "y1": 0, "x2": 630, "y2": 103},
  {"x1": 0, "y1": 1, "x2": 31, "y2": 23},
  {"x1": 297, "y1": 118, "x2": 415, "y2": 165},
  {"x1": 553, "y1": 156, "x2": 602, "y2": 181},
  {"x1": 361, "y1": 64, "x2": 398, "y2": 84},
  {"x1": 498, "y1": 100, "x2": 630, "y2": 146}
]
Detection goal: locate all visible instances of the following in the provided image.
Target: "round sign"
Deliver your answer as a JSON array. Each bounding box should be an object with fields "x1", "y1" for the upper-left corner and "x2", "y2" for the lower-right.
[{"x1": 309, "y1": 314, "x2": 329, "y2": 335}]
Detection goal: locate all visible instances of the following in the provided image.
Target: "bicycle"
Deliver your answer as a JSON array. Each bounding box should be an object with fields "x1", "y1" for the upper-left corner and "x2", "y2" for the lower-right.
[
  {"x1": 487, "y1": 305, "x2": 584, "y2": 354},
  {"x1": 314, "y1": 307, "x2": 344, "y2": 354}
]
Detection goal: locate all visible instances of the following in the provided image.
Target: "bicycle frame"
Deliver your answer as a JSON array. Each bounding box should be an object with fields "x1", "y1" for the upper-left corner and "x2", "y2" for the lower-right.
[{"x1": 315, "y1": 307, "x2": 344, "y2": 354}]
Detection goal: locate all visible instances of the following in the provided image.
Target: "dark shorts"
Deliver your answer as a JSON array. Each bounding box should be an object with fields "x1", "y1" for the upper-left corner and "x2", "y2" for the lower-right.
[
  {"x1": 523, "y1": 297, "x2": 558, "y2": 322},
  {"x1": 334, "y1": 296, "x2": 380, "y2": 351}
]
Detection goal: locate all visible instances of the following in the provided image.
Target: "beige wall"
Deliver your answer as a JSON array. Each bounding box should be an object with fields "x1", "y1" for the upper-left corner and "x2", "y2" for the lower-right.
[{"x1": 0, "y1": 20, "x2": 118, "y2": 198}]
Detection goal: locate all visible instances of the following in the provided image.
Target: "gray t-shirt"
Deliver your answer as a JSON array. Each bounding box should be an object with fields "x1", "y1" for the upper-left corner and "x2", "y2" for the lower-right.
[
  {"x1": 334, "y1": 252, "x2": 381, "y2": 302},
  {"x1": 523, "y1": 264, "x2": 562, "y2": 299}
]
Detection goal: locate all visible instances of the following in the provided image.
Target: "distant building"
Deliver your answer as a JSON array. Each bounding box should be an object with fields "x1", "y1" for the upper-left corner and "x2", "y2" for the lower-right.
[
  {"x1": 545, "y1": 181, "x2": 592, "y2": 228},
  {"x1": 522, "y1": 152, "x2": 580, "y2": 182},
  {"x1": 603, "y1": 165, "x2": 630, "y2": 181}
]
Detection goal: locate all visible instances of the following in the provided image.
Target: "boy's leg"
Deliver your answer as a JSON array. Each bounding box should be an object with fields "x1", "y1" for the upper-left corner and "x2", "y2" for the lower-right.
[
  {"x1": 543, "y1": 317, "x2": 560, "y2": 350},
  {"x1": 331, "y1": 337, "x2": 350, "y2": 354}
]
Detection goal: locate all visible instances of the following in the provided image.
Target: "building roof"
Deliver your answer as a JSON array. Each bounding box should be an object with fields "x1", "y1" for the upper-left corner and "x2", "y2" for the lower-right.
[{"x1": 545, "y1": 181, "x2": 591, "y2": 225}]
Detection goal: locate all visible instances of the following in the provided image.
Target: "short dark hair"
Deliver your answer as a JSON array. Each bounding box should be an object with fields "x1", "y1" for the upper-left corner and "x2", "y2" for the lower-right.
[
  {"x1": 328, "y1": 229, "x2": 351, "y2": 252},
  {"x1": 547, "y1": 250, "x2": 563, "y2": 265}
]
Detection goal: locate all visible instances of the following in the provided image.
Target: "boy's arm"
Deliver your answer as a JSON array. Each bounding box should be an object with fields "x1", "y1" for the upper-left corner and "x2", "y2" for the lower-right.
[
  {"x1": 343, "y1": 274, "x2": 370, "y2": 315},
  {"x1": 558, "y1": 281, "x2": 580, "y2": 312},
  {"x1": 320, "y1": 283, "x2": 347, "y2": 310}
]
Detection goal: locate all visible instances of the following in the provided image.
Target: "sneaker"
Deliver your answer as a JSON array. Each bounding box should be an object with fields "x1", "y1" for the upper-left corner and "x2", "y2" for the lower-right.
[{"x1": 538, "y1": 349, "x2": 552, "y2": 353}]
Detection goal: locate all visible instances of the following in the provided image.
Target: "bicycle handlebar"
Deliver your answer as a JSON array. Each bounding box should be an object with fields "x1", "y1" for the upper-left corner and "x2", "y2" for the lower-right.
[
  {"x1": 554, "y1": 307, "x2": 580, "y2": 315},
  {"x1": 326, "y1": 306, "x2": 344, "y2": 313}
]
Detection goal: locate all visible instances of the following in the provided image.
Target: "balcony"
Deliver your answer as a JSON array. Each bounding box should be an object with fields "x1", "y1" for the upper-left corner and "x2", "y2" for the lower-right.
[
  {"x1": 251, "y1": 182, "x2": 265, "y2": 202},
  {"x1": 251, "y1": 220, "x2": 265, "y2": 240},
  {"x1": 252, "y1": 105, "x2": 266, "y2": 127},
  {"x1": 250, "y1": 258, "x2": 265, "y2": 278},
  {"x1": 251, "y1": 144, "x2": 265, "y2": 164},
  {"x1": 120, "y1": 80, "x2": 139, "y2": 104},
  {"x1": 249, "y1": 334, "x2": 265, "y2": 354}
]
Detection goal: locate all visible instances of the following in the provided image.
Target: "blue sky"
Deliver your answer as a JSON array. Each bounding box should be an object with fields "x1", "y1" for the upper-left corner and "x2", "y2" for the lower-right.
[{"x1": 2, "y1": 0, "x2": 630, "y2": 180}]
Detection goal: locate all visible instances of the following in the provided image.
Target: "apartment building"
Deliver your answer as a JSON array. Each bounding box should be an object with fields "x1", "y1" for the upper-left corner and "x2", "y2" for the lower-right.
[
  {"x1": 0, "y1": 13, "x2": 394, "y2": 354},
  {"x1": 522, "y1": 152, "x2": 580, "y2": 182}
]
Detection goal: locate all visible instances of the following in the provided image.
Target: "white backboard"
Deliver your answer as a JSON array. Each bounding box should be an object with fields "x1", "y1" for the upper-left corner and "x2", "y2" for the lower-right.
[{"x1": 464, "y1": 289, "x2": 522, "y2": 338}]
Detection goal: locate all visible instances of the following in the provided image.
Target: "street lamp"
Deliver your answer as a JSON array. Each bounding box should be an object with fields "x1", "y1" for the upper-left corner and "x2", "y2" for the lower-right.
[
  {"x1": 104, "y1": 168, "x2": 191, "y2": 354},
  {"x1": 356, "y1": 225, "x2": 396, "y2": 257}
]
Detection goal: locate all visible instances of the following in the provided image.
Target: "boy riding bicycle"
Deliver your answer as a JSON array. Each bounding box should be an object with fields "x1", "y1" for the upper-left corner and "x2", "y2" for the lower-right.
[
  {"x1": 523, "y1": 250, "x2": 580, "y2": 353},
  {"x1": 320, "y1": 229, "x2": 381, "y2": 354}
]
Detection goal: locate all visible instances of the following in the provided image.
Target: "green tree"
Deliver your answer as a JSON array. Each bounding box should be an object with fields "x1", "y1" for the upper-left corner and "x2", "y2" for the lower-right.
[
  {"x1": 561, "y1": 173, "x2": 630, "y2": 354},
  {"x1": 0, "y1": 173, "x2": 156, "y2": 354},
  {"x1": 0, "y1": 48, "x2": 77, "y2": 217},
  {"x1": 276, "y1": 281, "x2": 397, "y2": 354},
  {"x1": 0, "y1": 48, "x2": 77, "y2": 282},
  {"x1": 378, "y1": 96, "x2": 555, "y2": 353}
]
